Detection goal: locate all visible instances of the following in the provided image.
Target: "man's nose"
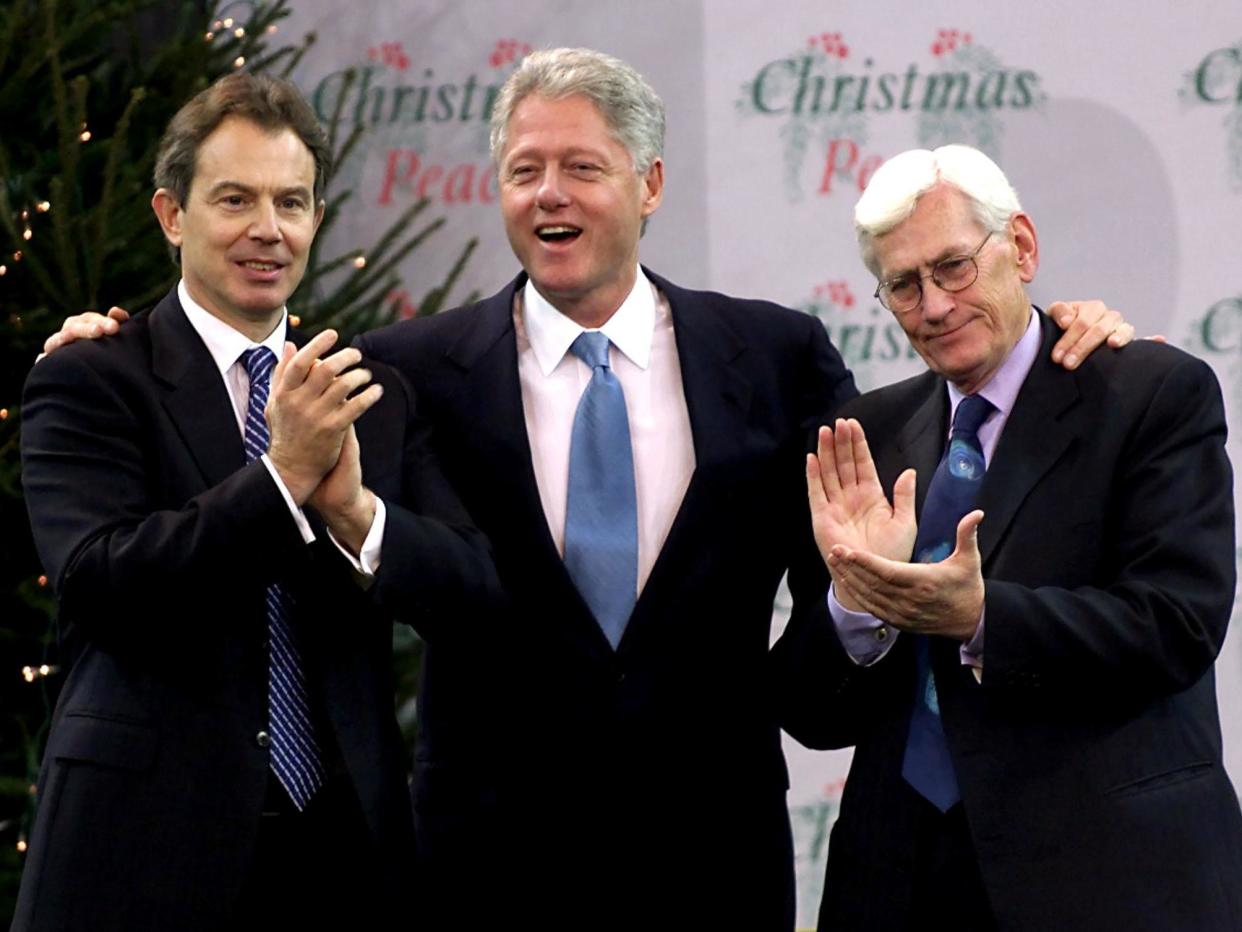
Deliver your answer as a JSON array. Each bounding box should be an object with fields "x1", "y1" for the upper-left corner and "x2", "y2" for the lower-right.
[
  {"x1": 535, "y1": 168, "x2": 571, "y2": 210},
  {"x1": 248, "y1": 202, "x2": 282, "y2": 242},
  {"x1": 919, "y1": 278, "x2": 956, "y2": 322}
]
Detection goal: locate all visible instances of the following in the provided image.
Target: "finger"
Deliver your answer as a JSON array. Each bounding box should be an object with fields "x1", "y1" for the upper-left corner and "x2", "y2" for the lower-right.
[
  {"x1": 846, "y1": 418, "x2": 881, "y2": 488},
  {"x1": 313, "y1": 346, "x2": 365, "y2": 382},
  {"x1": 949, "y1": 510, "x2": 985, "y2": 562},
  {"x1": 106, "y1": 306, "x2": 131, "y2": 323},
  {"x1": 279, "y1": 330, "x2": 339, "y2": 389},
  {"x1": 815, "y1": 425, "x2": 844, "y2": 500},
  {"x1": 807, "y1": 452, "x2": 830, "y2": 514},
  {"x1": 320, "y1": 367, "x2": 375, "y2": 407},
  {"x1": 1106, "y1": 322, "x2": 1136, "y2": 347},
  {"x1": 1048, "y1": 300, "x2": 1092, "y2": 367},
  {"x1": 833, "y1": 418, "x2": 858, "y2": 490},
  {"x1": 335, "y1": 383, "x2": 385, "y2": 424},
  {"x1": 1147, "y1": 334, "x2": 1167, "y2": 344},
  {"x1": 838, "y1": 547, "x2": 917, "y2": 590},
  {"x1": 892, "y1": 468, "x2": 917, "y2": 525},
  {"x1": 271, "y1": 341, "x2": 296, "y2": 394}
]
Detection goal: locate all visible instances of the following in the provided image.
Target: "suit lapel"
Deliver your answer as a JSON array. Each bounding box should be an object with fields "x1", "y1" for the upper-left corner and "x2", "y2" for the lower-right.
[
  {"x1": 976, "y1": 316, "x2": 1080, "y2": 567},
  {"x1": 447, "y1": 276, "x2": 614, "y2": 654},
  {"x1": 619, "y1": 273, "x2": 753, "y2": 652},
  {"x1": 149, "y1": 291, "x2": 246, "y2": 488},
  {"x1": 896, "y1": 376, "x2": 950, "y2": 517}
]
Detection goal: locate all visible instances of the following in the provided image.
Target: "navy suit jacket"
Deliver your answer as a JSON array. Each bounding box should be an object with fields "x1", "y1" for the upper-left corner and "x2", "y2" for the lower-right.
[
  {"x1": 15, "y1": 289, "x2": 497, "y2": 931},
  {"x1": 357, "y1": 269, "x2": 858, "y2": 929},
  {"x1": 792, "y1": 313, "x2": 1242, "y2": 931}
]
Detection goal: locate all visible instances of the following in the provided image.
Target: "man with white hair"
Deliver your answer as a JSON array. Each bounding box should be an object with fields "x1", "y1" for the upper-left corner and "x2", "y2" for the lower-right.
[{"x1": 799, "y1": 144, "x2": 1242, "y2": 930}]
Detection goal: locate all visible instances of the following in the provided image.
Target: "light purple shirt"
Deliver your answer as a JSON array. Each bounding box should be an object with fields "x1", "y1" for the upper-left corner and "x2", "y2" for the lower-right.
[{"x1": 831, "y1": 307, "x2": 1043, "y2": 670}]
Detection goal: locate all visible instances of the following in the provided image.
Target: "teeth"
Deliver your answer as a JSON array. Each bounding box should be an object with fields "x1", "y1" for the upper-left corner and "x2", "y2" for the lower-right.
[
  {"x1": 537, "y1": 226, "x2": 581, "y2": 240},
  {"x1": 243, "y1": 260, "x2": 278, "y2": 271}
]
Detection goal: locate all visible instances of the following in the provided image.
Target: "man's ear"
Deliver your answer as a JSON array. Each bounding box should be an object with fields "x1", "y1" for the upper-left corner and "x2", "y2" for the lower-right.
[
  {"x1": 313, "y1": 198, "x2": 325, "y2": 235},
  {"x1": 151, "y1": 188, "x2": 184, "y2": 247},
  {"x1": 1011, "y1": 212, "x2": 1038, "y2": 283}
]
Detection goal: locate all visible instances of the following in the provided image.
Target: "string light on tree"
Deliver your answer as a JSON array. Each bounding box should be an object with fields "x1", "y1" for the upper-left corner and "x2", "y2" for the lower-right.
[
  {"x1": 36, "y1": 201, "x2": 50, "y2": 212},
  {"x1": 233, "y1": 56, "x2": 245, "y2": 69},
  {"x1": 233, "y1": 26, "x2": 245, "y2": 38},
  {"x1": 353, "y1": 255, "x2": 367, "y2": 269},
  {"x1": 78, "y1": 122, "x2": 91, "y2": 142},
  {"x1": 16, "y1": 839, "x2": 27, "y2": 854},
  {"x1": 21, "y1": 665, "x2": 58, "y2": 683},
  {"x1": 204, "y1": 31, "x2": 214, "y2": 40}
]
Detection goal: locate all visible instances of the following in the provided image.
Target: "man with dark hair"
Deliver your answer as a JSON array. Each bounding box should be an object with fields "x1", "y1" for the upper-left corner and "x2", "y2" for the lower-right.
[{"x1": 15, "y1": 72, "x2": 496, "y2": 931}]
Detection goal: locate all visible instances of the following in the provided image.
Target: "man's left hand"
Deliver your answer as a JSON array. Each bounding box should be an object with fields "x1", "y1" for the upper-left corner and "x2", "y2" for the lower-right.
[
  {"x1": 308, "y1": 424, "x2": 376, "y2": 558},
  {"x1": 1047, "y1": 300, "x2": 1134, "y2": 369},
  {"x1": 828, "y1": 510, "x2": 986, "y2": 642}
]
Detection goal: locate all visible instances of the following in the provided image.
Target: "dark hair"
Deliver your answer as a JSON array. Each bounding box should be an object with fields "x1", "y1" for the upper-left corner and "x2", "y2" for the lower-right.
[{"x1": 154, "y1": 72, "x2": 332, "y2": 206}]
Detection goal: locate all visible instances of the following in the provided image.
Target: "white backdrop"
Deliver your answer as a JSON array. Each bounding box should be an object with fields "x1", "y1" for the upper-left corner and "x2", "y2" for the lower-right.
[{"x1": 281, "y1": 3, "x2": 1242, "y2": 926}]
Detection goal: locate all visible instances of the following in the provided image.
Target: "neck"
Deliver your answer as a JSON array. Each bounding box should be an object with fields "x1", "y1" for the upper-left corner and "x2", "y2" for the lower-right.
[{"x1": 535, "y1": 267, "x2": 638, "y2": 330}]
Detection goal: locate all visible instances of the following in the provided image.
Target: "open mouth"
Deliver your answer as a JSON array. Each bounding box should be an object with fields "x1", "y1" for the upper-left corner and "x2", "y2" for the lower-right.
[
  {"x1": 239, "y1": 260, "x2": 282, "y2": 272},
  {"x1": 536, "y1": 225, "x2": 582, "y2": 243}
]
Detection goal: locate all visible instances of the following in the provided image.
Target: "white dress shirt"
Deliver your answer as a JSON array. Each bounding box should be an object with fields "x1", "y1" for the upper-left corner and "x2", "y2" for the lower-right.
[
  {"x1": 178, "y1": 280, "x2": 384, "y2": 574},
  {"x1": 515, "y1": 267, "x2": 695, "y2": 594}
]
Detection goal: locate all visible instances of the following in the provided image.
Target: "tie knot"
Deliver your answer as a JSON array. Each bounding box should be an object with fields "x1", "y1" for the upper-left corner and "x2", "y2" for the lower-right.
[
  {"x1": 952, "y1": 394, "x2": 993, "y2": 438},
  {"x1": 570, "y1": 331, "x2": 612, "y2": 370},
  {"x1": 241, "y1": 346, "x2": 277, "y2": 385}
]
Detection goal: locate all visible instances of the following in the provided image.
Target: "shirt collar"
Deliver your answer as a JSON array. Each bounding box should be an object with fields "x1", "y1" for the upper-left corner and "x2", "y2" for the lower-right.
[
  {"x1": 522, "y1": 266, "x2": 656, "y2": 376},
  {"x1": 947, "y1": 307, "x2": 1041, "y2": 418},
  {"x1": 177, "y1": 279, "x2": 288, "y2": 377}
]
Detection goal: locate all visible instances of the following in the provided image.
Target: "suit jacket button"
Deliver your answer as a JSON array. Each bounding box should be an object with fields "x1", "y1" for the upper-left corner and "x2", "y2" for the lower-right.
[{"x1": 256, "y1": 731, "x2": 271, "y2": 748}]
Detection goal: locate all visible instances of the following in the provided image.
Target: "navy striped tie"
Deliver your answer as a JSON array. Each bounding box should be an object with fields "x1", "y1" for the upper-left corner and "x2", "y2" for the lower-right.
[
  {"x1": 240, "y1": 347, "x2": 326, "y2": 810},
  {"x1": 901, "y1": 394, "x2": 993, "y2": 812}
]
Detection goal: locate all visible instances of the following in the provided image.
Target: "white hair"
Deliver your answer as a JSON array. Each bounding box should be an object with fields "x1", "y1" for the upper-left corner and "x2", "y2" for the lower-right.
[{"x1": 854, "y1": 145, "x2": 1022, "y2": 276}]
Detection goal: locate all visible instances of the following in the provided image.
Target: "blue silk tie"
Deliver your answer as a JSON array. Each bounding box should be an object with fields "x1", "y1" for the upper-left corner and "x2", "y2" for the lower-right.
[
  {"x1": 901, "y1": 393, "x2": 993, "y2": 812},
  {"x1": 241, "y1": 347, "x2": 326, "y2": 810},
  {"x1": 563, "y1": 332, "x2": 638, "y2": 649}
]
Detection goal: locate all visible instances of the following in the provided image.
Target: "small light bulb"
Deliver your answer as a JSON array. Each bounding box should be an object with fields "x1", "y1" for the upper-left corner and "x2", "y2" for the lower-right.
[
  {"x1": 233, "y1": 56, "x2": 245, "y2": 68},
  {"x1": 353, "y1": 255, "x2": 367, "y2": 269}
]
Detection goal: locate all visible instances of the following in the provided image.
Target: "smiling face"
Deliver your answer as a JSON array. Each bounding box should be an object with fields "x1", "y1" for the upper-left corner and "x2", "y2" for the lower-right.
[
  {"x1": 498, "y1": 93, "x2": 663, "y2": 327},
  {"x1": 151, "y1": 115, "x2": 323, "y2": 340},
  {"x1": 872, "y1": 183, "x2": 1038, "y2": 393}
]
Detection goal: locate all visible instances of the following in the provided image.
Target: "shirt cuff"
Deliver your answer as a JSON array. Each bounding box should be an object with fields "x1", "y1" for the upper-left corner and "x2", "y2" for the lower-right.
[
  {"x1": 828, "y1": 584, "x2": 898, "y2": 666},
  {"x1": 960, "y1": 610, "x2": 985, "y2": 679},
  {"x1": 260, "y1": 454, "x2": 315, "y2": 545},
  {"x1": 327, "y1": 496, "x2": 386, "y2": 579}
]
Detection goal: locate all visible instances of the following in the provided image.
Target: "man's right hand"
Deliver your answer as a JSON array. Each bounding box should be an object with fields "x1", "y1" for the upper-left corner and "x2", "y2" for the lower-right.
[
  {"x1": 41, "y1": 307, "x2": 130, "y2": 358},
  {"x1": 266, "y1": 330, "x2": 384, "y2": 505},
  {"x1": 806, "y1": 419, "x2": 917, "y2": 610}
]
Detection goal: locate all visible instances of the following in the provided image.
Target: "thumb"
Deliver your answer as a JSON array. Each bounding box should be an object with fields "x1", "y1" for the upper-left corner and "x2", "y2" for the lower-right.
[{"x1": 952, "y1": 509, "x2": 985, "y2": 559}]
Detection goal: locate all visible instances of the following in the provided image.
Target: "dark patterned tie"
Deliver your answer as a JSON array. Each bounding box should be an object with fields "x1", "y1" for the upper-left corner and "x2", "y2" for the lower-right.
[
  {"x1": 901, "y1": 393, "x2": 993, "y2": 812},
  {"x1": 240, "y1": 347, "x2": 326, "y2": 810},
  {"x1": 563, "y1": 332, "x2": 638, "y2": 648}
]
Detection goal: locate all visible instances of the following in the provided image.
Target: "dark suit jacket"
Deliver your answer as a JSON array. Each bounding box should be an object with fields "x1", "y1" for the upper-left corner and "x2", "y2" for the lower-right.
[
  {"x1": 356, "y1": 268, "x2": 858, "y2": 929},
  {"x1": 14, "y1": 289, "x2": 497, "y2": 932},
  {"x1": 792, "y1": 312, "x2": 1242, "y2": 931}
]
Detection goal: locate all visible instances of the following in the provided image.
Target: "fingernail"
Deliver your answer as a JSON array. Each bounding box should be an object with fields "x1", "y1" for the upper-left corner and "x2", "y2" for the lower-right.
[{"x1": 1065, "y1": 354, "x2": 1078, "y2": 367}]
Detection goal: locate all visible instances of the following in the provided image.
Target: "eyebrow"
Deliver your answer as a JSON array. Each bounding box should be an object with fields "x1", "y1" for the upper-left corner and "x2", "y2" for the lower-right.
[
  {"x1": 204, "y1": 181, "x2": 313, "y2": 201},
  {"x1": 884, "y1": 241, "x2": 977, "y2": 282}
]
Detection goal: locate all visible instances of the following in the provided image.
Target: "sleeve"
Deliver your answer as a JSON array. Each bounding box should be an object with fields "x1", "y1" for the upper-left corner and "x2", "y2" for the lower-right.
[
  {"x1": 769, "y1": 315, "x2": 890, "y2": 749},
  {"x1": 20, "y1": 348, "x2": 309, "y2": 643},
  {"x1": 982, "y1": 353, "x2": 1235, "y2": 697},
  {"x1": 356, "y1": 362, "x2": 503, "y2": 640}
]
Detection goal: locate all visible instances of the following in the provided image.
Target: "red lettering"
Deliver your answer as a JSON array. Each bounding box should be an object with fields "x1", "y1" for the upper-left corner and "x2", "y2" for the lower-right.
[
  {"x1": 416, "y1": 165, "x2": 444, "y2": 200},
  {"x1": 858, "y1": 154, "x2": 884, "y2": 192},
  {"x1": 819, "y1": 139, "x2": 859, "y2": 194},
  {"x1": 378, "y1": 149, "x2": 420, "y2": 205}
]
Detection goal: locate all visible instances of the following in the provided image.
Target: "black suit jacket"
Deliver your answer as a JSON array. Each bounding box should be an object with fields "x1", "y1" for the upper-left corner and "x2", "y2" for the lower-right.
[
  {"x1": 356, "y1": 269, "x2": 858, "y2": 929},
  {"x1": 794, "y1": 312, "x2": 1242, "y2": 931},
  {"x1": 14, "y1": 289, "x2": 497, "y2": 932}
]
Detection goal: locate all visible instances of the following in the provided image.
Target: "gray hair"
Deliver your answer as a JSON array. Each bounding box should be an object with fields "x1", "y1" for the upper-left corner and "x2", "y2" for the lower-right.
[
  {"x1": 854, "y1": 144, "x2": 1022, "y2": 276},
  {"x1": 489, "y1": 47, "x2": 665, "y2": 174}
]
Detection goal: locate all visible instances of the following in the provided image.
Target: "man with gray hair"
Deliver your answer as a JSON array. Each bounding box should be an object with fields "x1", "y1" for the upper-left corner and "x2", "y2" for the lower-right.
[
  {"x1": 799, "y1": 144, "x2": 1242, "y2": 930},
  {"x1": 45, "y1": 52, "x2": 1132, "y2": 929}
]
